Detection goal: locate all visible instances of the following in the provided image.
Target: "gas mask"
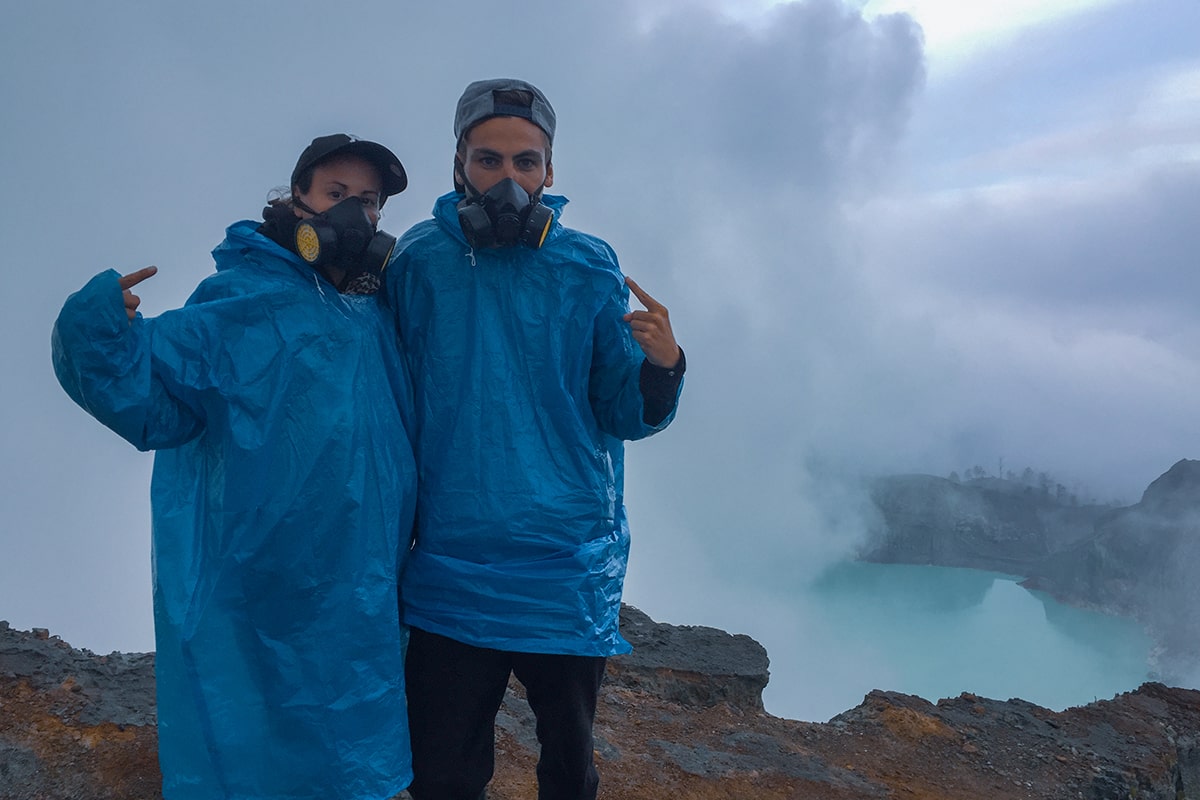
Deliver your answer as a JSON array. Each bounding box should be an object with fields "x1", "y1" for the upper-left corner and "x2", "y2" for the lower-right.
[
  {"x1": 457, "y1": 177, "x2": 553, "y2": 249},
  {"x1": 294, "y1": 197, "x2": 397, "y2": 289}
]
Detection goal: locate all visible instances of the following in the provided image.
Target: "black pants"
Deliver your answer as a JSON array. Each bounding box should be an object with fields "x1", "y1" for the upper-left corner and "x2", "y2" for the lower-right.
[{"x1": 405, "y1": 627, "x2": 607, "y2": 800}]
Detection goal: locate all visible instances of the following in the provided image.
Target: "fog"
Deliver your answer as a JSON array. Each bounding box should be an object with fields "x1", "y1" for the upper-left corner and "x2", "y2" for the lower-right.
[{"x1": 2, "y1": 0, "x2": 1197, "y2": 716}]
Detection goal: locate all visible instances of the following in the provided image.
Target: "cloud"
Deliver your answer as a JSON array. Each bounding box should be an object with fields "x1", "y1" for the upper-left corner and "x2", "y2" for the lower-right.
[
  {"x1": 859, "y1": 164, "x2": 1200, "y2": 318},
  {"x1": 844, "y1": 164, "x2": 1200, "y2": 504},
  {"x1": 861, "y1": 0, "x2": 1133, "y2": 69},
  {"x1": 2, "y1": 0, "x2": 1197, "y2": 698},
  {"x1": 1, "y1": 0, "x2": 926, "y2": 654}
]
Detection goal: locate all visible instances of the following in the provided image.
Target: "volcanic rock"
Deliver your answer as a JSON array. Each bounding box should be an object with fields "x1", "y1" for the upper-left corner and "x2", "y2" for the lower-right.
[{"x1": 3, "y1": 612, "x2": 1200, "y2": 800}]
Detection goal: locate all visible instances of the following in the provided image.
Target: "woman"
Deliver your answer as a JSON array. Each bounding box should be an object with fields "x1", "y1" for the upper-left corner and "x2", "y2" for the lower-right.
[{"x1": 52, "y1": 134, "x2": 416, "y2": 800}]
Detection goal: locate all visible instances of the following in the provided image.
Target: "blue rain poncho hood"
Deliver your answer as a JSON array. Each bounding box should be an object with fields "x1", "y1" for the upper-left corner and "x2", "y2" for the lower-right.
[
  {"x1": 52, "y1": 221, "x2": 417, "y2": 800},
  {"x1": 388, "y1": 192, "x2": 681, "y2": 656}
]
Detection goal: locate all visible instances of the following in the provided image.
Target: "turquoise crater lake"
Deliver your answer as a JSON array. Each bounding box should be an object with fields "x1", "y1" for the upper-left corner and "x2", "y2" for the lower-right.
[{"x1": 760, "y1": 561, "x2": 1154, "y2": 721}]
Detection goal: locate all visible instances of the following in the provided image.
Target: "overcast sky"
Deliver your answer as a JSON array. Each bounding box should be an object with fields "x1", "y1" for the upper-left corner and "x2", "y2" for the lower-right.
[{"x1": 3, "y1": 0, "x2": 1198, "y2": 702}]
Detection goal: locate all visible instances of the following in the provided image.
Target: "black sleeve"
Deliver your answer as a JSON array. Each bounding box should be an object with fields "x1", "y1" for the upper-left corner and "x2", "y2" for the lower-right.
[{"x1": 639, "y1": 347, "x2": 686, "y2": 426}]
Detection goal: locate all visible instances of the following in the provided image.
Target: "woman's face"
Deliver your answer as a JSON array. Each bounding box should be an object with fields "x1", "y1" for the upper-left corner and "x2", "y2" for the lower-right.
[{"x1": 295, "y1": 155, "x2": 384, "y2": 225}]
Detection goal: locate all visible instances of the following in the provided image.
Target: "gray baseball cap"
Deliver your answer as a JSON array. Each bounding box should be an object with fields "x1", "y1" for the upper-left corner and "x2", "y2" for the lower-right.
[{"x1": 453, "y1": 78, "x2": 556, "y2": 145}]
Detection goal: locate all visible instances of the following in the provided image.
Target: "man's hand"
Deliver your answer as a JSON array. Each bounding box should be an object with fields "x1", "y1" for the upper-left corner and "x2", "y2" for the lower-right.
[
  {"x1": 119, "y1": 266, "x2": 158, "y2": 321},
  {"x1": 623, "y1": 276, "x2": 681, "y2": 369}
]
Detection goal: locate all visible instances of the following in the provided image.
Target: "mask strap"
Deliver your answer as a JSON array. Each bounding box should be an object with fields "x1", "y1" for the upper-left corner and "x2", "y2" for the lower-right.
[
  {"x1": 457, "y1": 161, "x2": 484, "y2": 200},
  {"x1": 292, "y1": 197, "x2": 321, "y2": 217}
]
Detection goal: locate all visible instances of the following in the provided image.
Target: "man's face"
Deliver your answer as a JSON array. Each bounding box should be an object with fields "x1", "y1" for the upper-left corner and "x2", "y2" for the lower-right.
[{"x1": 460, "y1": 116, "x2": 553, "y2": 198}]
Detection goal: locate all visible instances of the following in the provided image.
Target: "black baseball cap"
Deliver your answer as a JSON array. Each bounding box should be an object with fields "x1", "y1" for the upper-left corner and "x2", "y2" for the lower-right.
[
  {"x1": 453, "y1": 78, "x2": 556, "y2": 145},
  {"x1": 291, "y1": 134, "x2": 408, "y2": 203}
]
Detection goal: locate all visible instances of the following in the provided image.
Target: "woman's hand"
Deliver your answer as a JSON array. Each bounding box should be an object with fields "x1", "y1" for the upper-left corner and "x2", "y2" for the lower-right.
[{"x1": 119, "y1": 266, "x2": 158, "y2": 321}]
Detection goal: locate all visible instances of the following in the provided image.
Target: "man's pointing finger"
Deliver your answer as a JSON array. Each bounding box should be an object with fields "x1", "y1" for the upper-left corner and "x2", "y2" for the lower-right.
[{"x1": 625, "y1": 276, "x2": 664, "y2": 312}]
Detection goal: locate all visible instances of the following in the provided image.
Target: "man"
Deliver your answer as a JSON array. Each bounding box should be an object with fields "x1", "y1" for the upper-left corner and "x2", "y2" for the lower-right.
[{"x1": 388, "y1": 78, "x2": 684, "y2": 800}]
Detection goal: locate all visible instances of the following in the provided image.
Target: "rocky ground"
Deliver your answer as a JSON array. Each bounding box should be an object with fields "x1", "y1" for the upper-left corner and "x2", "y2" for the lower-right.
[{"x1": 3, "y1": 608, "x2": 1199, "y2": 800}]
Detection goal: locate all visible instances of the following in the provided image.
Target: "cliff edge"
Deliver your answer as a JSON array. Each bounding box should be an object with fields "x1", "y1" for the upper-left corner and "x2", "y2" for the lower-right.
[{"x1": 3, "y1": 610, "x2": 1199, "y2": 800}]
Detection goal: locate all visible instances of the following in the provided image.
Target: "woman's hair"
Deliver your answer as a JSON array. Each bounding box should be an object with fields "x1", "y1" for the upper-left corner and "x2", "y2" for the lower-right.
[
  {"x1": 292, "y1": 164, "x2": 318, "y2": 196},
  {"x1": 263, "y1": 190, "x2": 294, "y2": 217},
  {"x1": 264, "y1": 161, "x2": 316, "y2": 209},
  {"x1": 262, "y1": 153, "x2": 320, "y2": 214}
]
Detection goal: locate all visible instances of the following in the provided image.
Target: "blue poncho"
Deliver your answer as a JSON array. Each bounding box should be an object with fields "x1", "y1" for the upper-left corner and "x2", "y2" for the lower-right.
[
  {"x1": 387, "y1": 193, "x2": 681, "y2": 657},
  {"x1": 52, "y1": 221, "x2": 416, "y2": 800}
]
